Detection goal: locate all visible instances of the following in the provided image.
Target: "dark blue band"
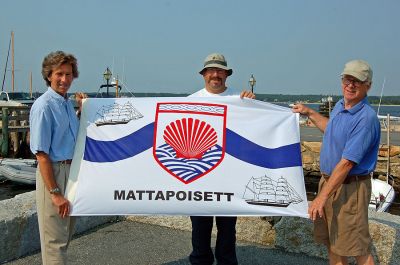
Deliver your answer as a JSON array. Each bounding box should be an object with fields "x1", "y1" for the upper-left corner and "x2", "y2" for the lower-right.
[
  {"x1": 83, "y1": 122, "x2": 302, "y2": 169},
  {"x1": 225, "y1": 129, "x2": 302, "y2": 168},
  {"x1": 204, "y1": 60, "x2": 227, "y2": 67},
  {"x1": 83, "y1": 123, "x2": 154, "y2": 163}
]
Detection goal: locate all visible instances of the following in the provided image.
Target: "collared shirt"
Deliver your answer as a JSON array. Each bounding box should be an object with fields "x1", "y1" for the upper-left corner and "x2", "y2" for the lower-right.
[
  {"x1": 30, "y1": 87, "x2": 79, "y2": 162},
  {"x1": 189, "y1": 87, "x2": 240, "y2": 97},
  {"x1": 320, "y1": 97, "x2": 380, "y2": 175}
]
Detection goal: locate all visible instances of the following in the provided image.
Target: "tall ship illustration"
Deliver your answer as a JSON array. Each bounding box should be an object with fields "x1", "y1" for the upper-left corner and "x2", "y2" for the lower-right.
[
  {"x1": 243, "y1": 175, "x2": 303, "y2": 207},
  {"x1": 95, "y1": 102, "x2": 143, "y2": 126}
]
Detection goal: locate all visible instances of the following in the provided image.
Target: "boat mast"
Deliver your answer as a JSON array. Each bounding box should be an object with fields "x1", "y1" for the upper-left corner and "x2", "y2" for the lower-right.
[
  {"x1": 1, "y1": 32, "x2": 11, "y2": 92},
  {"x1": 30, "y1": 71, "x2": 33, "y2": 98},
  {"x1": 12, "y1": 31, "x2": 14, "y2": 92},
  {"x1": 377, "y1": 77, "x2": 386, "y2": 116},
  {"x1": 115, "y1": 76, "x2": 119, "y2": 98}
]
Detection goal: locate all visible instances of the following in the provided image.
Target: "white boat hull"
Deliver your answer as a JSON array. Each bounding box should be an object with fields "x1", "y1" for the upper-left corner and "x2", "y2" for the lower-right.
[
  {"x1": 0, "y1": 159, "x2": 37, "y2": 185},
  {"x1": 369, "y1": 177, "x2": 395, "y2": 212}
]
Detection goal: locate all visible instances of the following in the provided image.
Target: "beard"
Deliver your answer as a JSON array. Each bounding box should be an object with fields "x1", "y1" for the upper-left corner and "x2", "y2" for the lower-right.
[{"x1": 208, "y1": 77, "x2": 224, "y2": 89}]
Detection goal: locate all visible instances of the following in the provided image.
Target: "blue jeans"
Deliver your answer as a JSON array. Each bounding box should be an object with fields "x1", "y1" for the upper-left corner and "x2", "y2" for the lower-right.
[{"x1": 189, "y1": 216, "x2": 238, "y2": 265}]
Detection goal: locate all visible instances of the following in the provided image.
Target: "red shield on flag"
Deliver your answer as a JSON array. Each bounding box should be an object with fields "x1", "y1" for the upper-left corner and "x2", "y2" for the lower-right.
[{"x1": 153, "y1": 102, "x2": 227, "y2": 184}]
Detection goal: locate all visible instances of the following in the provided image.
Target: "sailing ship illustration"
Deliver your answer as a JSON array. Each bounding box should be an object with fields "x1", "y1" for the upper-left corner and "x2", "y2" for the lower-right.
[
  {"x1": 94, "y1": 102, "x2": 143, "y2": 126},
  {"x1": 243, "y1": 175, "x2": 303, "y2": 207}
]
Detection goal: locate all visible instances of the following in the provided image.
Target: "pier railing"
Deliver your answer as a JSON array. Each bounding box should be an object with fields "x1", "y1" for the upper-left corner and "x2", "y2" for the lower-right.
[{"x1": 0, "y1": 106, "x2": 30, "y2": 157}]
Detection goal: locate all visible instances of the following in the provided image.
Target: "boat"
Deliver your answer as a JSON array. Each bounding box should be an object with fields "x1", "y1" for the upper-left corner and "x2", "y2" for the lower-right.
[
  {"x1": 0, "y1": 93, "x2": 24, "y2": 107},
  {"x1": 378, "y1": 114, "x2": 400, "y2": 130},
  {"x1": 243, "y1": 175, "x2": 303, "y2": 207},
  {"x1": 376, "y1": 78, "x2": 400, "y2": 136},
  {"x1": 95, "y1": 67, "x2": 135, "y2": 98},
  {"x1": 369, "y1": 175, "x2": 395, "y2": 212},
  {"x1": 318, "y1": 96, "x2": 336, "y2": 117},
  {"x1": 0, "y1": 158, "x2": 37, "y2": 185},
  {"x1": 0, "y1": 91, "x2": 35, "y2": 107},
  {"x1": 1, "y1": 31, "x2": 37, "y2": 107},
  {"x1": 369, "y1": 113, "x2": 396, "y2": 212},
  {"x1": 94, "y1": 102, "x2": 143, "y2": 126}
]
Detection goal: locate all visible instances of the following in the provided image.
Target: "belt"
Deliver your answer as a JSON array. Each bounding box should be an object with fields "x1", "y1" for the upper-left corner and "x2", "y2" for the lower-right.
[
  {"x1": 322, "y1": 174, "x2": 370, "y2": 184},
  {"x1": 56, "y1": 159, "x2": 72, "y2": 164}
]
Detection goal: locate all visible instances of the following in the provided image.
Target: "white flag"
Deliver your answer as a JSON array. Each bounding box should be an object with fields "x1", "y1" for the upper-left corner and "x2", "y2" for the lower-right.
[{"x1": 66, "y1": 97, "x2": 308, "y2": 217}]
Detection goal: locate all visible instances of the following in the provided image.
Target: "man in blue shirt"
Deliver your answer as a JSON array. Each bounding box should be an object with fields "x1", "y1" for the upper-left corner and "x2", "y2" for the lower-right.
[
  {"x1": 30, "y1": 51, "x2": 85, "y2": 265},
  {"x1": 292, "y1": 60, "x2": 379, "y2": 265}
]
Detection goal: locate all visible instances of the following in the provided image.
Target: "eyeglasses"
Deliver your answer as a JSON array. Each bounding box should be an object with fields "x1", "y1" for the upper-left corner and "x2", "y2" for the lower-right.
[
  {"x1": 205, "y1": 68, "x2": 226, "y2": 74},
  {"x1": 342, "y1": 77, "x2": 367, "y2": 87}
]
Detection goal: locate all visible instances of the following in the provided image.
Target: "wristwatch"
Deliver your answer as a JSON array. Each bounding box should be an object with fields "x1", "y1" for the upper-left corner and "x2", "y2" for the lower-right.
[{"x1": 49, "y1": 187, "x2": 61, "y2": 195}]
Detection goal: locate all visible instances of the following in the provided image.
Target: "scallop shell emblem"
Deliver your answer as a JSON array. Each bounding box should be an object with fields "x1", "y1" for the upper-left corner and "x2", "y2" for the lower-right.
[{"x1": 163, "y1": 118, "x2": 217, "y2": 159}]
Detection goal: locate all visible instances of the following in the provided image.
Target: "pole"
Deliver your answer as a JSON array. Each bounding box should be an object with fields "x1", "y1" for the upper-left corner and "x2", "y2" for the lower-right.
[
  {"x1": 249, "y1": 74, "x2": 255, "y2": 93},
  {"x1": 12, "y1": 31, "x2": 14, "y2": 92},
  {"x1": 106, "y1": 79, "x2": 109, "y2": 97},
  {"x1": 386, "y1": 114, "x2": 390, "y2": 182},
  {"x1": 1, "y1": 34, "x2": 11, "y2": 92},
  {"x1": 1, "y1": 107, "x2": 9, "y2": 157},
  {"x1": 116, "y1": 77, "x2": 119, "y2": 98},
  {"x1": 377, "y1": 77, "x2": 386, "y2": 116},
  {"x1": 328, "y1": 101, "x2": 331, "y2": 118},
  {"x1": 30, "y1": 72, "x2": 33, "y2": 98}
]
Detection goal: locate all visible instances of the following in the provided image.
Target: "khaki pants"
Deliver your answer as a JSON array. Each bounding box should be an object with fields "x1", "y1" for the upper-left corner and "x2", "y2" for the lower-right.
[
  {"x1": 314, "y1": 177, "x2": 372, "y2": 256},
  {"x1": 36, "y1": 163, "x2": 75, "y2": 265}
]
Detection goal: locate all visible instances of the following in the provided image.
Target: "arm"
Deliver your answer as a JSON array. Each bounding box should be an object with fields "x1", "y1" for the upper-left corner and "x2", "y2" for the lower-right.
[
  {"x1": 292, "y1": 103, "x2": 328, "y2": 132},
  {"x1": 74, "y1": 92, "x2": 87, "y2": 116},
  {"x1": 36, "y1": 152, "x2": 70, "y2": 218},
  {"x1": 240, "y1": 90, "x2": 256, "y2": 99},
  {"x1": 308, "y1": 158, "x2": 354, "y2": 221}
]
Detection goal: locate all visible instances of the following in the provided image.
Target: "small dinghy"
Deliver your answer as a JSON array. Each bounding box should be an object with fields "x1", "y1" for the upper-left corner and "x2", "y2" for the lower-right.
[
  {"x1": 0, "y1": 159, "x2": 37, "y2": 185},
  {"x1": 368, "y1": 113, "x2": 397, "y2": 212},
  {"x1": 369, "y1": 175, "x2": 395, "y2": 212}
]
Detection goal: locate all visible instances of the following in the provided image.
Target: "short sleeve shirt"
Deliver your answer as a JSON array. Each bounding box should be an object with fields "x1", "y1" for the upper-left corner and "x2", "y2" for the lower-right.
[
  {"x1": 29, "y1": 87, "x2": 79, "y2": 162},
  {"x1": 320, "y1": 98, "x2": 380, "y2": 175}
]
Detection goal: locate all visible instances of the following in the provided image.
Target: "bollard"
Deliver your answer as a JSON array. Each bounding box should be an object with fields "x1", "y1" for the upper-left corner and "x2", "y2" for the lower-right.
[{"x1": 1, "y1": 107, "x2": 9, "y2": 157}]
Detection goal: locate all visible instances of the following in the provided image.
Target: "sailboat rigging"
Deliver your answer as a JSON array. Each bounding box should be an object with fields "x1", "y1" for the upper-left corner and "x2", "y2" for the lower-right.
[{"x1": 1, "y1": 32, "x2": 12, "y2": 92}]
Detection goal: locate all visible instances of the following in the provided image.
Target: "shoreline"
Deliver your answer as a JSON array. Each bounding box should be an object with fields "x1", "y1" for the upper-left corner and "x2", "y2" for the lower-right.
[{"x1": 269, "y1": 101, "x2": 400, "y2": 107}]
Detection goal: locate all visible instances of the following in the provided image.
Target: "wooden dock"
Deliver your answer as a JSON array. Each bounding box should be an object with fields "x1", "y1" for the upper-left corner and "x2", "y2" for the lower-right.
[{"x1": 0, "y1": 106, "x2": 31, "y2": 158}]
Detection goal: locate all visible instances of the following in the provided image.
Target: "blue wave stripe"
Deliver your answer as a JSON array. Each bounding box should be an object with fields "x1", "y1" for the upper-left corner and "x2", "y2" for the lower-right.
[
  {"x1": 155, "y1": 150, "x2": 171, "y2": 157},
  {"x1": 225, "y1": 129, "x2": 302, "y2": 168},
  {"x1": 84, "y1": 122, "x2": 302, "y2": 168},
  {"x1": 83, "y1": 123, "x2": 154, "y2": 162},
  {"x1": 186, "y1": 161, "x2": 211, "y2": 171},
  {"x1": 155, "y1": 144, "x2": 220, "y2": 179}
]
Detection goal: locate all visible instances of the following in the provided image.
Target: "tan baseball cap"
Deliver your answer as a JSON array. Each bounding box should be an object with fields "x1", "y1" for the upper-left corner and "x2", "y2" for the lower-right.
[
  {"x1": 341, "y1": 59, "x2": 373, "y2": 82},
  {"x1": 199, "y1": 53, "x2": 233, "y2": 76}
]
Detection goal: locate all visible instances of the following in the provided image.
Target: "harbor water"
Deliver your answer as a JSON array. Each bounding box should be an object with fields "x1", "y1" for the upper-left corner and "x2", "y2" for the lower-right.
[{"x1": 278, "y1": 102, "x2": 400, "y2": 117}]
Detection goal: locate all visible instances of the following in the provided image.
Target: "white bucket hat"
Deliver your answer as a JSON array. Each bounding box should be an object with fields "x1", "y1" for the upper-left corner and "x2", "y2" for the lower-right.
[{"x1": 199, "y1": 53, "x2": 233, "y2": 76}]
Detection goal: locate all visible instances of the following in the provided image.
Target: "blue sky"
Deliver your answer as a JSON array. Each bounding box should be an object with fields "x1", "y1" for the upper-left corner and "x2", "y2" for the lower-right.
[{"x1": 1, "y1": 0, "x2": 399, "y2": 96}]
